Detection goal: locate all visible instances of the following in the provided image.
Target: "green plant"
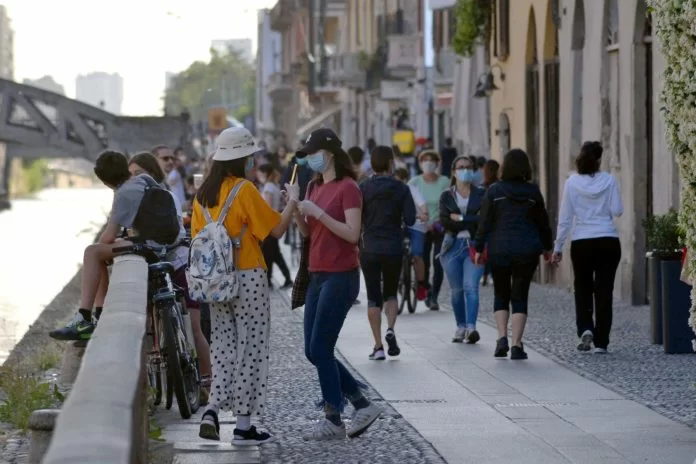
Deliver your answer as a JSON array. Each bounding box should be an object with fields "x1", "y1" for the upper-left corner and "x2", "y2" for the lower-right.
[
  {"x1": 452, "y1": 0, "x2": 492, "y2": 57},
  {"x1": 31, "y1": 344, "x2": 64, "y2": 372},
  {"x1": 0, "y1": 365, "x2": 63, "y2": 432},
  {"x1": 149, "y1": 418, "x2": 164, "y2": 442},
  {"x1": 643, "y1": 208, "x2": 682, "y2": 253},
  {"x1": 649, "y1": 0, "x2": 696, "y2": 342}
]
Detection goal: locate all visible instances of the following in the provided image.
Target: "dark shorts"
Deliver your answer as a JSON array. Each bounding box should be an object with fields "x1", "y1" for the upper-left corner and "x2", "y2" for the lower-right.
[
  {"x1": 173, "y1": 267, "x2": 200, "y2": 310},
  {"x1": 360, "y1": 252, "x2": 403, "y2": 308}
]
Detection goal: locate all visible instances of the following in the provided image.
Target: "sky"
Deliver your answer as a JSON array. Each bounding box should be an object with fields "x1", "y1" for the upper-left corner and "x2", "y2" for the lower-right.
[
  {"x1": 6, "y1": 0, "x2": 276, "y2": 116},
  {"x1": 7, "y1": 0, "x2": 432, "y2": 116}
]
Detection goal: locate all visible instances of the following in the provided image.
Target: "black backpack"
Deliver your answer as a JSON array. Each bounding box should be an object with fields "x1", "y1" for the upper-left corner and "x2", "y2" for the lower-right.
[{"x1": 133, "y1": 176, "x2": 180, "y2": 244}]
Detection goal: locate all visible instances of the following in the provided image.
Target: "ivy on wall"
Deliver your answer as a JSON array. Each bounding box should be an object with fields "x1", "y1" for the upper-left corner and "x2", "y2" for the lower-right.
[
  {"x1": 647, "y1": 0, "x2": 696, "y2": 344},
  {"x1": 452, "y1": 0, "x2": 492, "y2": 57}
]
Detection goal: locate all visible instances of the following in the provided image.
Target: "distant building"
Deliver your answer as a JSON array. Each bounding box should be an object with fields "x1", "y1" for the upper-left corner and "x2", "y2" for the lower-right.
[
  {"x1": 23, "y1": 76, "x2": 65, "y2": 95},
  {"x1": 75, "y1": 72, "x2": 124, "y2": 114},
  {"x1": 211, "y1": 38, "x2": 253, "y2": 63},
  {"x1": 255, "y1": 9, "x2": 281, "y2": 140},
  {"x1": 165, "y1": 71, "x2": 176, "y2": 91},
  {"x1": 0, "y1": 5, "x2": 14, "y2": 80}
]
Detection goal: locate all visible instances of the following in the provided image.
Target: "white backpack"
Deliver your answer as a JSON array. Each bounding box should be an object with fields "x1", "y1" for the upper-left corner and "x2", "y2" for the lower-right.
[{"x1": 186, "y1": 181, "x2": 247, "y2": 303}]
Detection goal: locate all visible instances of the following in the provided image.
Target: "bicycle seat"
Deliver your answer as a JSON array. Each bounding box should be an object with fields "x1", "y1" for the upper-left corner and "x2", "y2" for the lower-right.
[{"x1": 148, "y1": 261, "x2": 175, "y2": 276}]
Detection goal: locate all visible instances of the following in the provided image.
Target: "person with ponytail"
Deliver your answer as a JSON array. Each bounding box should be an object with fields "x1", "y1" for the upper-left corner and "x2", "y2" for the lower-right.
[
  {"x1": 552, "y1": 141, "x2": 623, "y2": 354},
  {"x1": 293, "y1": 128, "x2": 382, "y2": 441}
]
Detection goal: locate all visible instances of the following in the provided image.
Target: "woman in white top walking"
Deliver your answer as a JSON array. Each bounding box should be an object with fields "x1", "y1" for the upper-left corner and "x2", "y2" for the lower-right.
[{"x1": 552, "y1": 142, "x2": 624, "y2": 354}]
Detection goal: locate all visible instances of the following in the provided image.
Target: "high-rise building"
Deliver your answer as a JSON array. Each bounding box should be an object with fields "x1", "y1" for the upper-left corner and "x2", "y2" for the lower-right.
[
  {"x1": 23, "y1": 76, "x2": 65, "y2": 95},
  {"x1": 75, "y1": 72, "x2": 124, "y2": 114},
  {"x1": 211, "y1": 38, "x2": 253, "y2": 63},
  {"x1": 255, "y1": 9, "x2": 281, "y2": 140},
  {"x1": 0, "y1": 5, "x2": 14, "y2": 80}
]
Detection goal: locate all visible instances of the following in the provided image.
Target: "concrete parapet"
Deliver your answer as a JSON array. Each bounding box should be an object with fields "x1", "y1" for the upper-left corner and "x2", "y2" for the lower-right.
[
  {"x1": 43, "y1": 255, "x2": 149, "y2": 464},
  {"x1": 27, "y1": 409, "x2": 59, "y2": 464},
  {"x1": 57, "y1": 342, "x2": 86, "y2": 387}
]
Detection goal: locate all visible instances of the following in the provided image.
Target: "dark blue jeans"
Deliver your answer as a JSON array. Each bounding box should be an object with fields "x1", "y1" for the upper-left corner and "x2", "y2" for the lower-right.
[{"x1": 304, "y1": 269, "x2": 362, "y2": 412}]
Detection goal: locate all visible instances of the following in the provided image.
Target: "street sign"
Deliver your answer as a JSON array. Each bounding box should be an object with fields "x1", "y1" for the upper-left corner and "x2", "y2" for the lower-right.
[{"x1": 208, "y1": 107, "x2": 228, "y2": 133}]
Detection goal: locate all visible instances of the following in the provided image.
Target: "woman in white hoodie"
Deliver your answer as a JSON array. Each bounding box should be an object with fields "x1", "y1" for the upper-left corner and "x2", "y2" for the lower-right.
[{"x1": 552, "y1": 142, "x2": 623, "y2": 354}]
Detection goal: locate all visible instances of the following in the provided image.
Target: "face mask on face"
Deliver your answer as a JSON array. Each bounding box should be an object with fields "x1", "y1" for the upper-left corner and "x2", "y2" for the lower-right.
[
  {"x1": 244, "y1": 157, "x2": 254, "y2": 175},
  {"x1": 307, "y1": 151, "x2": 329, "y2": 173},
  {"x1": 472, "y1": 170, "x2": 483, "y2": 184},
  {"x1": 421, "y1": 161, "x2": 437, "y2": 174},
  {"x1": 296, "y1": 156, "x2": 308, "y2": 166},
  {"x1": 455, "y1": 169, "x2": 475, "y2": 183}
]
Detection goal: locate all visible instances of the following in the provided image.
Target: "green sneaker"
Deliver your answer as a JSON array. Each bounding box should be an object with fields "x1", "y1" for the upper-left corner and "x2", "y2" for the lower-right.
[{"x1": 49, "y1": 313, "x2": 95, "y2": 341}]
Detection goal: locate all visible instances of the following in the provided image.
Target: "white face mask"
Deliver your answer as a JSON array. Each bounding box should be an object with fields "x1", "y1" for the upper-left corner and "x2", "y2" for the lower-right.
[{"x1": 421, "y1": 161, "x2": 437, "y2": 174}]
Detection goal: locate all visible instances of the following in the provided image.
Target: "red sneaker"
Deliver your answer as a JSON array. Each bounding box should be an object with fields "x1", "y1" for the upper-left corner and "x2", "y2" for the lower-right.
[{"x1": 416, "y1": 285, "x2": 428, "y2": 301}]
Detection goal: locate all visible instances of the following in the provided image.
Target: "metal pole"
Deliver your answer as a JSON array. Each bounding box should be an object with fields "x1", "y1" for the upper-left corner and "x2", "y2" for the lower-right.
[
  {"x1": 318, "y1": 0, "x2": 327, "y2": 86},
  {"x1": 308, "y1": 0, "x2": 316, "y2": 95}
]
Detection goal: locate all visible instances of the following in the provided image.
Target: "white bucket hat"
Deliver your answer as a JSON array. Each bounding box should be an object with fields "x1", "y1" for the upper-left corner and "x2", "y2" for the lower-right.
[{"x1": 212, "y1": 127, "x2": 259, "y2": 161}]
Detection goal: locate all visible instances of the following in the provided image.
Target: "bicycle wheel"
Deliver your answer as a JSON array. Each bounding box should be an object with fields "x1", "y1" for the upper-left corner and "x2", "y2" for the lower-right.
[
  {"x1": 147, "y1": 314, "x2": 164, "y2": 408},
  {"x1": 398, "y1": 254, "x2": 414, "y2": 314},
  {"x1": 407, "y1": 261, "x2": 418, "y2": 313},
  {"x1": 161, "y1": 299, "x2": 200, "y2": 419}
]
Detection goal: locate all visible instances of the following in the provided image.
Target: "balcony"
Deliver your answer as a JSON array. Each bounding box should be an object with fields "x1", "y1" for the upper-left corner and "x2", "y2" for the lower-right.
[
  {"x1": 434, "y1": 48, "x2": 458, "y2": 86},
  {"x1": 266, "y1": 72, "x2": 293, "y2": 103},
  {"x1": 328, "y1": 53, "x2": 367, "y2": 89},
  {"x1": 270, "y1": 0, "x2": 294, "y2": 32},
  {"x1": 386, "y1": 34, "x2": 419, "y2": 79}
]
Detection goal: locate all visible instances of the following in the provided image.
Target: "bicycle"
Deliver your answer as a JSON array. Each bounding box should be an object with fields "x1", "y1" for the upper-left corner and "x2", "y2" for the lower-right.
[
  {"x1": 397, "y1": 234, "x2": 418, "y2": 315},
  {"x1": 112, "y1": 240, "x2": 201, "y2": 419}
]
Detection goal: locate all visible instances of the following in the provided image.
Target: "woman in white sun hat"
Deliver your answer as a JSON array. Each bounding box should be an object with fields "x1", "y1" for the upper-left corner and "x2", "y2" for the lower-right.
[{"x1": 192, "y1": 127, "x2": 299, "y2": 446}]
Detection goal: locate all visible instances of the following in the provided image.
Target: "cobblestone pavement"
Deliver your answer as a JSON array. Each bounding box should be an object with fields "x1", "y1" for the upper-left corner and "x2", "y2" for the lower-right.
[
  {"x1": 434, "y1": 280, "x2": 696, "y2": 427},
  {"x1": 258, "y1": 290, "x2": 446, "y2": 464}
]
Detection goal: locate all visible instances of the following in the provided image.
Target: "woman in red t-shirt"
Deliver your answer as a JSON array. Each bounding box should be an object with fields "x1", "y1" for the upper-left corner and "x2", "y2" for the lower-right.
[{"x1": 293, "y1": 128, "x2": 382, "y2": 441}]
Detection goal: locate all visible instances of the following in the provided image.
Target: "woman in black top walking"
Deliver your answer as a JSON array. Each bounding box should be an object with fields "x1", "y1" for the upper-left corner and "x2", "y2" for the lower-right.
[
  {"x1": 475, "y1": 149, "x2": 553, "y2": 360},
  {"x1": 360, "y1": 146, "x2": 416, "y2": 360}
]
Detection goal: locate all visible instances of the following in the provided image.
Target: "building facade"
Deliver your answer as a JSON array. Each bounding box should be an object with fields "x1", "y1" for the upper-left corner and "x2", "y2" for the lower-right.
[
  {"x1": 75, "y1": 72, "x2": 124, "y2": 115},
  {"x1": 23, "y1": 76, "x2": 64, "y2": 95},
  {"x1": 0, "y1": 5, "x2": 13, "y2": 80},
  {"x1": 256, "y1": 9, "x2": 282, "y2": 143},
  {"x1": 268, "y1": 0, "x2": 344, "y2": 150},
  {"x1": 486, "y1": 0, "x2": 674, "y2": 304}
]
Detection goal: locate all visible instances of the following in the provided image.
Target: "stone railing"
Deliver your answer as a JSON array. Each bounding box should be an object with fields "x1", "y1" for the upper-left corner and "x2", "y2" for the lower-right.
[{"x1": 41, "y1": 255, "x2": 149, "y2": 464}]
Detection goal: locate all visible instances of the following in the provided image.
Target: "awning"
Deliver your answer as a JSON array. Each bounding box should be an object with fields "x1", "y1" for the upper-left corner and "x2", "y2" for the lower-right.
[{"x1": 296, "y1": 104, "x2": 341, "y2": 138}]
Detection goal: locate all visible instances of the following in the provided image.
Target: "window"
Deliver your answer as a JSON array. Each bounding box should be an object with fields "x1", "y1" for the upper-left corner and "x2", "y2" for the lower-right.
[
  {"x1": 606, "y1": 0, "x2": 619, "y2": 46},
  {"x1": 499, "y1": 0, "x2": 510, "y2": 59},
  {"x1": 447, "y1": 8, "x2": 456, "y2": 47}
]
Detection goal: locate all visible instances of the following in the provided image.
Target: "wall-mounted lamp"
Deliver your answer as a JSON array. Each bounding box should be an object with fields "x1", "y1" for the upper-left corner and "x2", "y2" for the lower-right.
[{"x1": 473, "y1": 64, "x2": 506, "y2": 99}]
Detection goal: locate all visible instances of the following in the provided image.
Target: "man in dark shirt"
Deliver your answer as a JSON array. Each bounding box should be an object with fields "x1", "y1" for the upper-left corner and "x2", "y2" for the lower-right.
[{"x1": 440, "y1": 137, "x2": 458, "y2": 178}]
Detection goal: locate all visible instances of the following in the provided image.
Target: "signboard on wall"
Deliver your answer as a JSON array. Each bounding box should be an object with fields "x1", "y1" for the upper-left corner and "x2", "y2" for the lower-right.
[{"x1": 380, "y1": 80, "x2": 411, "y2": 101}]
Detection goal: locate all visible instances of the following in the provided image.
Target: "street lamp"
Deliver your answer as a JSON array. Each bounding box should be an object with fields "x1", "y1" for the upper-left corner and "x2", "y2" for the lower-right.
[{"x1": 474, "y1": 64, "x2": 506, "y2": 98}]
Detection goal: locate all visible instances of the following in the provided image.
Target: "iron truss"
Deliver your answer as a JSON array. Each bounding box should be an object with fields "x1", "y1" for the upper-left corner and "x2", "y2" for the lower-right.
[{"x1": 0, "y1": 78, "x2": 191, "y2": 160}]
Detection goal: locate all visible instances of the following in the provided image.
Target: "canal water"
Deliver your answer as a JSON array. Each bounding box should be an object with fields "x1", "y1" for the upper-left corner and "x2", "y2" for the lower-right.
[{"x1": 0, "y1": 188, "x2": 112, "y2": 363}]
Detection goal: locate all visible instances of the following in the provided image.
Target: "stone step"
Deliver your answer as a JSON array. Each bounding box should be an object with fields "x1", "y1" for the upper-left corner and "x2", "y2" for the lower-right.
[{"x1": 173, "y1": 451, "x2": 261, "y2": 464}]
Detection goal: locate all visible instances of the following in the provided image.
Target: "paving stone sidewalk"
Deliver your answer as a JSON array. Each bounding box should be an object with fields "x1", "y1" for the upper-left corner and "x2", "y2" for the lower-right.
[
  {"x1": 257, "y1": 290, "x2": 446, "y2": 464},
  {"x1": 435, "y1": 281, "x2": 696, "y2": 427}
]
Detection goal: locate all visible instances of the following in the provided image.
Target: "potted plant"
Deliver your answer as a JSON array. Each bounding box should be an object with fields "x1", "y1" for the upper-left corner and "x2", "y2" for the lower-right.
[
  {"x1": 644, "y1": 209, "x2": 693, "y2": 353},
  {"x1": 643, "y1": 209, "x2": 682, "y2": 344}
]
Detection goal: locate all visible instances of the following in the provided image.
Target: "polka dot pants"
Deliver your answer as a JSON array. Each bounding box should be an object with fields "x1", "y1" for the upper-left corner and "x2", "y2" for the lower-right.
[{"x1": 208, "y1": 268, "x2": 271, "y2": 416}]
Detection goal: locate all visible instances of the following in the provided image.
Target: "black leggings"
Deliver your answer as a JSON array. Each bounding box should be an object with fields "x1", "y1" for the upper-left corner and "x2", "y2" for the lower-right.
[
  {"x1": 360, "y1": 252, "x2": 403, "y2": 308},
  {"x1": 491, "y1": 258, "x2": 539, "y2": 314},
  {"x1": 570, "y1": 237, "x2": 621, "y2": 349},
  {"x1": 262, "y1": 236, "x2": 291, "y2": 284}
]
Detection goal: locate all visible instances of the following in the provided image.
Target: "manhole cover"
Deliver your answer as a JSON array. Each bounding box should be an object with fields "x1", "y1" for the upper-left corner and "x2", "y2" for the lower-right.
[{"x1": 494, "y1": 401, "x2": 579, "y2": 408}]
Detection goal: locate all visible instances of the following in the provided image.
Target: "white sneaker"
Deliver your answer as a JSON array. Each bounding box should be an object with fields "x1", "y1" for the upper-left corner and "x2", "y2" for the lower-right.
[
  {"x1": 452, "y1": 327, "x2": 468, "y2": 343},
  {"x1": 577, "y1": 330, "x2": 593, "y2": 352},
  {"x1": 347, "y1": 403, "x2": 381, "y2": 438},
  {"x1": 368, "y1": 347, "x2": 386, "y2": 360},
  {"x1": 302, "y1": 418, "x2": 346, "y2": 441},
  {"x1": 593, "y1": 347, "x2": 608, "y2": 354}
]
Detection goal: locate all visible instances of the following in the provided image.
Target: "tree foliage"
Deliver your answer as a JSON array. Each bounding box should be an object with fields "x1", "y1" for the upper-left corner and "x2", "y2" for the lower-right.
[
  {"x1": 163, "y1": 47, "x2": 256, "y2": 124},
  {"x1": 452, "y1": 0, "x2": 492, "y2": 57}
]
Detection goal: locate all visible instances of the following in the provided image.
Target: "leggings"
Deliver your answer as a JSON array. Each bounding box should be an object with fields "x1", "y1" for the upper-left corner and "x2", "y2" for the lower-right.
[{"x1": 491, "y1": 258, "x2": 539, "y2": 314}]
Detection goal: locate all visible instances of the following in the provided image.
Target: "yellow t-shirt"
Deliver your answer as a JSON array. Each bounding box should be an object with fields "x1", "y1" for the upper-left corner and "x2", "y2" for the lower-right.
[{"x1": 191, "y1": 178, "x2": 281, "y2": 270}]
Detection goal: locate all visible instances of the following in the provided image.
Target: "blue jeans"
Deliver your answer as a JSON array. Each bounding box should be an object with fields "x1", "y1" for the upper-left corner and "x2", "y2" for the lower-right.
[
  {"x1": 440, "y1": 238, "x2": 485, "y2": 329},
  {"x1": 304, "y1": 269, "x2": 363, "y2": 412}
]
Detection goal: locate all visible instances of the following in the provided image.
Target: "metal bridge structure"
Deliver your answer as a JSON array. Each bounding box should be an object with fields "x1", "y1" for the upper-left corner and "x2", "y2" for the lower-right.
[{"x1": 0, "y1": 78, "x2": 193, "y2": 205}]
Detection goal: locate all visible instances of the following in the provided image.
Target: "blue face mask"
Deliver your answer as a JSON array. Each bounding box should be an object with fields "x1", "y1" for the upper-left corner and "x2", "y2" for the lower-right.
[
  {"x1": 306, "y1": 151, "x2": 328, "y2": 173},
  {"x1": 244, "y1": 157, "x2": 254, "y2": 175},
  {"x1": 472, "y1": 170, "x2": 482, "y2": 184},
  {"x1": 455, "y1": 169, "x2": 476, "y2": 183},
  {"x1": 296, "y1": 157, "x2": 308, "y2": 166}
]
